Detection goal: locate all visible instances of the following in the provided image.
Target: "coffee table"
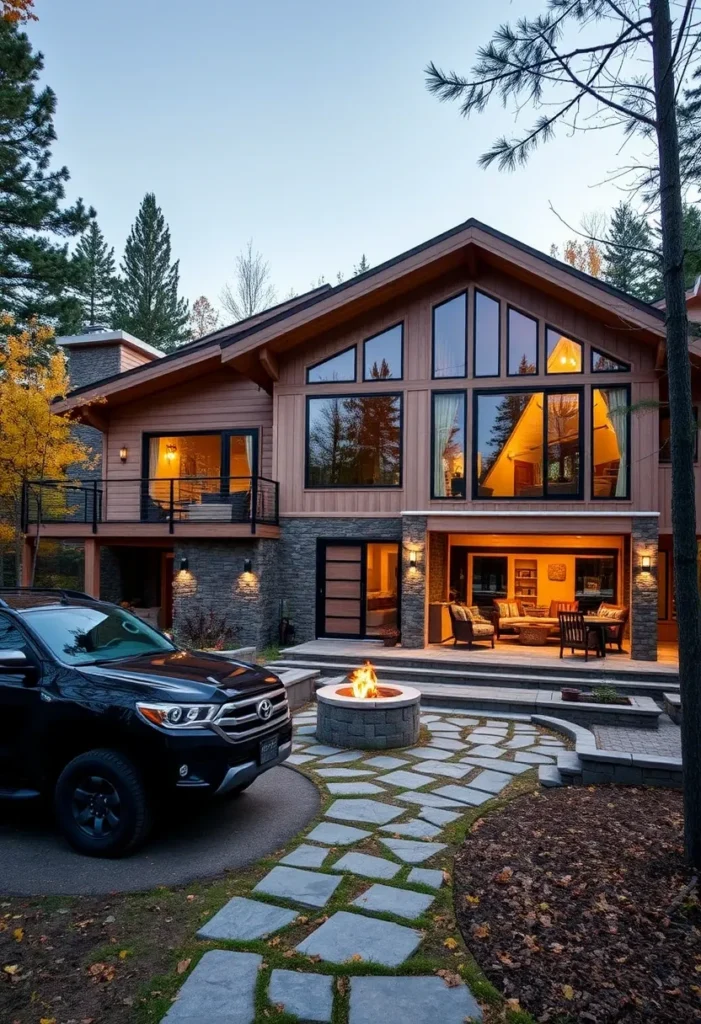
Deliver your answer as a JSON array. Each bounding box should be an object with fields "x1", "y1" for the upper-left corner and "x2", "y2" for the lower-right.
[{"x1": 514, "y1": 623, "x2": 554, "y2": 646}]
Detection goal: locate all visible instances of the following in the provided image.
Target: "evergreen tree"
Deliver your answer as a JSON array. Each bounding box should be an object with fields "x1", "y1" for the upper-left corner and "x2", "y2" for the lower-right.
[
  {"x1": 71, "y1": 221, "x2": 115, "y2": 327},
  {"x1": 353, "y1": 254, "x2": 370, "y2": 275},
  {"x1": 682, "y1": 203, "x2": 701, "y2": 288},
  {"x1": 0, "y1": 20, "x2": 93, "y2": 336},
  {"x1": 679, "y1": 65, "x2": 701, "y2": 189},
  {"x1": 113, "y1": 193, "x2": 189, "y2": 352},
  {"x1": 602, "y1": 203, "x2": 659, "y2": 302}
]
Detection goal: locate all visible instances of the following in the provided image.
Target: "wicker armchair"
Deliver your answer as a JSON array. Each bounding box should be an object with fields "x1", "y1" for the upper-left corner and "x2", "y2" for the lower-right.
[
  {"x1": 558, "y1": 611, "x2": 603, "y2": 661},
  {"x1": 448, "y1": 604, "x2": 495, "y2": 649}
]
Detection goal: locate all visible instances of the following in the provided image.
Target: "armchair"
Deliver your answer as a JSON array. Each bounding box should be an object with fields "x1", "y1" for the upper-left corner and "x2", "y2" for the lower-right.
[{"x1": 448, "y1": 604, "x2": 495, "y2": 649}]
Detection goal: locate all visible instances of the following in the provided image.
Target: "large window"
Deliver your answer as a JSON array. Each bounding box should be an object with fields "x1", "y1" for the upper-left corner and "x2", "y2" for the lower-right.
[
  {"x1": 659, "y1": 404, "x2": 698, "y2": 462},
  {"x1": 307, "y1": 346, "x2": 356, "y2": 383},
  {"x1": 546, "y1": 328, "x2": 582, "y2": 373},
  {"x1": 474, "y1": 290, "x2": 500, "y2": 377},
  {"x1": 592, "y1": 387, "x2": 630, "y2": 498},
  {"x1": 363, "y1": 324, "x2": 403, "y2": 380},
  {"x1": 306, "y1": 394, "x2": 402, "y2": 487},
  {"x1": 507, "y1": 308, "x2": 538, "y2": 375},
  {"x1": 431, "y1": 391, "x2": 466, "y2": 498},
  {"x1": 471, "y1": 555, "x2": 508, "y2": 610},
  {"x1": 432, "y1": 293, "x2": 466, "y2": 378},
  {"x1": 474, "y1": 389, "x2": 581, "y2": 499},
  {"x1": 145, "y1": 431, "x2": 257, "y2": 516},
  {"x1": 575, "y1": 556, "x2": 617, "y2": 613}
]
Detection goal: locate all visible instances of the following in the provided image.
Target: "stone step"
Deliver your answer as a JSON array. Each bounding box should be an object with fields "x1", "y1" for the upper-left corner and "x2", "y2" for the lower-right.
[
  {"x1": 539, "y1": 764, "x2": 564, "y2": 787},
  {"x1": 557, "y1": 751, "x2": 584, "y2": 777},
  {"x1": 270, "y1": 667, "x2": 320, "y2": 709}
]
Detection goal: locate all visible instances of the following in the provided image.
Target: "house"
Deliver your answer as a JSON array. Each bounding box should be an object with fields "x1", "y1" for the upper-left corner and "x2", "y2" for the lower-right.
[{"x1": 23, "y1": 219, "x2": 700, "y2": 661}]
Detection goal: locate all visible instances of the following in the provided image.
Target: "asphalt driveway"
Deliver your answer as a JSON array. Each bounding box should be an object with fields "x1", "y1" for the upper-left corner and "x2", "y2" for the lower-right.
[{"x1": 0, "y1": 765, "x2": 319, "y2": 897}]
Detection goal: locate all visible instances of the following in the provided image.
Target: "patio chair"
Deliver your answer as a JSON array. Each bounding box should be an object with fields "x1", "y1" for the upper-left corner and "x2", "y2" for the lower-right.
[
  {"x1": 558, "y1": 611, "x2": 602, "y2": 661},
  {"x1": 448, "y1": 604, "x2": 495, "y2": 649},
  {"x1": 596, "y1": 603, "x2": 629, "y2": 652}
]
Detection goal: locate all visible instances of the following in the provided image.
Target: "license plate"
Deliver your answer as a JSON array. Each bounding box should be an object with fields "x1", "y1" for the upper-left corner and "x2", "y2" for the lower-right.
[{"x1": 259, "y1": 735, "x2": 279, "y2": 764}]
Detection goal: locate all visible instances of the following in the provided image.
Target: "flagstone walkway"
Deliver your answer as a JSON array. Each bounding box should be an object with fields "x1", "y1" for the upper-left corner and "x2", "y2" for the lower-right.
[{"x1": 163, "y1": 706, "x2": 563, "y2": 1024}]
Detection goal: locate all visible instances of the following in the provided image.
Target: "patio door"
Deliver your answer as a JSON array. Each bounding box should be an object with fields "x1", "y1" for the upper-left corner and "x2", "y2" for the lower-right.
[{"x1": 316, "y1": 540, "x2": 400, "y2": 639}]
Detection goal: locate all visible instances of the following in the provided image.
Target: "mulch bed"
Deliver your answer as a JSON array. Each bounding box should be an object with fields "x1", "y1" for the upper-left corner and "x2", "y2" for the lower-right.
[{"x1": 454, "y1": 786, "x2": 700, "y2": 1023}]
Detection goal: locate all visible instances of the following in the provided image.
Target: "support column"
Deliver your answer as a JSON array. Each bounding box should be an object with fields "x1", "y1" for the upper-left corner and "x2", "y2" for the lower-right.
[
  {"x1": 630, "y1": 517, "x2": 659, "y2": 662},
  {"x1": 84, "y1": 538, "x2": 101, "y2": 598},
  {"x1": 401, "y1": 516, "x2": 427, "y2": 649}
]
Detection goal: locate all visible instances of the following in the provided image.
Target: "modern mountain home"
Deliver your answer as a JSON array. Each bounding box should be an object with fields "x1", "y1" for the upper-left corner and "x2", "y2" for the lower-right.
[{"x1": 23, "y1": 219, "x2": 700, "y2": 662}]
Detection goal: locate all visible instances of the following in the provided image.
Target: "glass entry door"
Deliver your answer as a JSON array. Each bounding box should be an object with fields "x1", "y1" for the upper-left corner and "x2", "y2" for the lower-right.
[{"x1": 317, "y1": 540, "x2": 399, "y2": 639}]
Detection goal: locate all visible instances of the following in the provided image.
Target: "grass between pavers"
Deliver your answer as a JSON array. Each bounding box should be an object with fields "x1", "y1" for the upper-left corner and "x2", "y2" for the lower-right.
[{"x1": 138, "y1": 709, "x2": 551, "y2": 1024}]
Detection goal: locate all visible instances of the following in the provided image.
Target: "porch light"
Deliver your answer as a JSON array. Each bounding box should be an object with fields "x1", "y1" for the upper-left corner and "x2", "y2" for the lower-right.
[
  {"x1": 641, "y1": 554, "x2": 652, "y2": 570},
  {"x1": 409, "y1": 550, "x2": 417, "y2": 567},
  {"x1": 119, "y1": 446, "x2": 128, "y2": 463},
  {"x1": 243, "y1": 558, "x2": 252, "y2": 574},
  {"x1": 179, "y1": 556, "x2": 189, "y2": 572}
]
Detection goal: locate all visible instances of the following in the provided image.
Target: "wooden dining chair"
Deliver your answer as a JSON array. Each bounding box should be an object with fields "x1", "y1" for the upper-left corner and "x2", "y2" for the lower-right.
[{"x1": 558, "y1": 611, "x2": 602, "y2": 661}]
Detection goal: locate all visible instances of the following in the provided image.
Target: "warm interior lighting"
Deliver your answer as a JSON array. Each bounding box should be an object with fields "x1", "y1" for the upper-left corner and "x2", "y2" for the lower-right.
[
  {"x1": 641, "y1": 554, "x2": 652, "y2": 570},
  {"x1": 165, "y1": 444, "x2": 178, "y2": 462},
  {"x1": 119, "y1": 446, "x2": 128, "y2": 463},
  {"x1": 348, "y1": 661, "x2": 380, "y2": 699}
]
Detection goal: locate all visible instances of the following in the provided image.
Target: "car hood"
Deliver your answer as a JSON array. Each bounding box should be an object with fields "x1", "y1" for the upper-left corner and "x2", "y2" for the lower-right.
[{"x1": 78, "y1": 650, "x2": 281, "y2": 703}]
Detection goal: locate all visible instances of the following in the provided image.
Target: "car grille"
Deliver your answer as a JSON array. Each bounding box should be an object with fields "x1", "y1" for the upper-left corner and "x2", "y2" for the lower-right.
[{"x1": 213, "y1": 686, "x2": 289, "y2": 742}]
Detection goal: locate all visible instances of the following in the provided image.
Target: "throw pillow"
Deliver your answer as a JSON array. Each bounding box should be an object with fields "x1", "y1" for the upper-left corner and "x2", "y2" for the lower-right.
[
  {"x1": 508, "y1": 602, "x2": 520, "y2": 618},
  {"x1": 496, "y1": 602, "x2": 510, "y2": 617},
  {"x1": 469, "y1": 605, "x2": 489, "y2": 623},
  {"x1": 451, "y1": 604, "x2": 467, "y2": 620}
]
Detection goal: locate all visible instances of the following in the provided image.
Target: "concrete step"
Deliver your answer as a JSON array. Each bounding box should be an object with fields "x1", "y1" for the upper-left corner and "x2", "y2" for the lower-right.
[
  {"x1": 267, "y1": 658, "x2": 676, "y2": 702},
  {"x1": 270, "y1": 667, "x2": 320, "y2": 710},
  {"x1": 539, "y1": 765, "x2": 564, "y2": 787},
  {"x1": 556, "y1": 751, "x2": 583, "y2": 777}
]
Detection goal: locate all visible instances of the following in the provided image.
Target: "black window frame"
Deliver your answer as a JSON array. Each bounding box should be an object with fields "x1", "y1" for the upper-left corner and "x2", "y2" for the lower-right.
[
  {"x1": 506, "y1": 305, "x2": 539, "y2": 377},
  {"x1": 473, "y1": 288, "x2": 501, "y2": 379},
  {"x1": 431, "y1": 290, "x2": 468, "y2": 380},
  {"x1": 306, "y1": 344, "x2": 357, "y2": 385},
  {"x1": 658, "y1": 403, "x2": 699, "y2": 463},
  {"x1": 430, "y1": 388, "x2": 467, "y2": 500},
  {"x1": 545, "y1": 324, "x2": 584, "y2": 375},
  {"x1": 362, "y1": 322, "x2": 404, "y2": 382},
  {"x1": 472, "y1": 386, "x2": 585, "y2": 501},
  {"x1": 304, "y1": 391, "x2": 404, "y2": 490},
  {"x1": 590, "y1": 348, "x2": 631, "y2": 373},
  {"x1": 142, "y1": 428, "x2": 260, "y2": 489},
  {"x1": 590, "y1": 383, "x2": 631, "y2": 501}
]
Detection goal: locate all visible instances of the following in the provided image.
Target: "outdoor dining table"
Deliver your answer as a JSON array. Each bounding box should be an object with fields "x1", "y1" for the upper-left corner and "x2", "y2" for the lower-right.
[{"x1": 581, "y1": 615, "x2": 617, "y2": 657}]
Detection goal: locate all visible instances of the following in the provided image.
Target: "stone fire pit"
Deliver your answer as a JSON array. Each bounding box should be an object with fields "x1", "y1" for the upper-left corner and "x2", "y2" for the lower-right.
[{"x1": 316, "y1": 663, "x2": 420, "y2": 750}]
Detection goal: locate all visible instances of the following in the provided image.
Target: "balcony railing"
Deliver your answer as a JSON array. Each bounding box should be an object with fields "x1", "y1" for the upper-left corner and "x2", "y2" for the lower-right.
[{"x1": 23, "y1": 476, "x2": 280, "y2": 534}]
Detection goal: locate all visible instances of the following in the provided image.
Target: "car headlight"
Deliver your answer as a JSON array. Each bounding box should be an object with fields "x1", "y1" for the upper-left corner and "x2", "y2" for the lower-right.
[{"x1": 136, "y1": 702, "x2": 217, "y2": 729}]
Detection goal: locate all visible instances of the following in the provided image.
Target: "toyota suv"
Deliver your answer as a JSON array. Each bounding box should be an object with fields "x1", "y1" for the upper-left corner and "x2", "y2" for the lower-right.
[{"x1": 0, "y1": 589, "x2": 291, "y2": 857}]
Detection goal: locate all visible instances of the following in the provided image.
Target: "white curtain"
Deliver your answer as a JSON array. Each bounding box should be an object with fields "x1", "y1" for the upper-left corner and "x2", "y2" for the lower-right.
[
  {"x1": 244, "y1": 434, "x2": 254, "y2": 478},
  {"x1": 433, "y1": 393, "x2": 462, "y2": 497},
  {"x1": 605, "y1": 388, "x2": 628, "y2": 498}
]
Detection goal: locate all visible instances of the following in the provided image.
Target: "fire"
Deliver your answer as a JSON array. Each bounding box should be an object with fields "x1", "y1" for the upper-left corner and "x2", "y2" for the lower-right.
[{"x1": 348, "y1": 661, "x2": 380, "y2": 700}]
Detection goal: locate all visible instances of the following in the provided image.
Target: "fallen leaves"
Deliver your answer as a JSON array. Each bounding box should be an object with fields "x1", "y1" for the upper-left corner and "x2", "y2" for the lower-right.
[
  {"x1": 11, "y1": 928, "x2": 23, "y2": 942},
  {"x1": 436, "y1": 968, "x2": 462, "y2": 988},
  {"x1": 443, "y1": 937, "x2": 458, "y2": 950},
  {"x1": 87, "y1": 962, "x2": 116, "y2": 983},
  {"x1": 562, "y1": 983, "x2": 575, "y2": 1000},
  {"x1": 176, "y1": 959, "x2": 191, "y2": 975},
  {"x1": 472, "y1": 923, "x2": 490, "y2": 940},
  {"x1": 494, "y1": 867, "x2": 513, "y2": 885}
]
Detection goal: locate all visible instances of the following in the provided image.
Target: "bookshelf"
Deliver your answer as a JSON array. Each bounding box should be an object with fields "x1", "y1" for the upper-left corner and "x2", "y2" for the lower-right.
[{"x1": 514, "y1": 558, "x2": 538, "y2": 601}]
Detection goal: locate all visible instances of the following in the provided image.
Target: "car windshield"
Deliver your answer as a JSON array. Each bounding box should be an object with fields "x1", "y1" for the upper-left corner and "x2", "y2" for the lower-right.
[{"x1": 22, "y1": 605, "x2": 176, "y2": 666}]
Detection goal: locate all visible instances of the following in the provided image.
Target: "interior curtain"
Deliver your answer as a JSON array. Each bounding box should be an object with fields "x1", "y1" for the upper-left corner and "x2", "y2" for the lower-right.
[
  {"x1": 433, "y1": 393, "x2": 461, "y2": 497},
  {"x1": 244, "y1": 434, "x2": 254, "y2": 477},
  {"x1": 605, "y1": 388, "x2": 628, "y2": 497},
  {"x1": 148, "y1": 437, "x2": 162, "y2": 501}
]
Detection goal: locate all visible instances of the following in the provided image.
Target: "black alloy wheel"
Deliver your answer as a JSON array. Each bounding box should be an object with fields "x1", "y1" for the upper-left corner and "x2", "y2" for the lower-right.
[{"x1": 71, "y1": 774, "x2": 121, "y2": 838}]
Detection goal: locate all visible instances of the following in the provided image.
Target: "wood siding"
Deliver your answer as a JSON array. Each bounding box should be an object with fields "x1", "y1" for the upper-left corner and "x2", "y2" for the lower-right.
[{"x1": 119, "y1": 346, "x2": 156, "y2": 373}]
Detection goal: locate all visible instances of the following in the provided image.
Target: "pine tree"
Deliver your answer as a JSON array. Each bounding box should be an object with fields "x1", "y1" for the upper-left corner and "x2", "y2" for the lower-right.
[
  {"x1": 682, "y1": 203, "x2": 701, "y2": 287},
  {"x1": 0, "y1": 20, "x2": 93, "y2": 336},
  {"x1": 71, "y1": 221, "x2": 115, "y2": 327},
  {"x1": 113, "y1": 193, "x2": 189, "y2": 352},
  {"x1": 354, "y1": 254, "x2": 370, "y2": 275},
  {"x1": 602, "y1": 203, "x2": 660, "y2": 302}
]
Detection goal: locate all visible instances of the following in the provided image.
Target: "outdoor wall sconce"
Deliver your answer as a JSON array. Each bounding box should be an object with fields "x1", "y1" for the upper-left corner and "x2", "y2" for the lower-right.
[
  {"x1": 409, "y1": 550, "x2": 417, "y2": 567},
  {"x1": 179, "y1": 557, "x2": 189, "y2": 572},
  {"x1": 119, "y1": 446, "x2": 128, "y2": 463},
  {"x1": 243, "y1": 558, "x2": 252, "y2": 574},
  {"x1": 641, "y1": 554, "x2": 652, "y2": 570}
]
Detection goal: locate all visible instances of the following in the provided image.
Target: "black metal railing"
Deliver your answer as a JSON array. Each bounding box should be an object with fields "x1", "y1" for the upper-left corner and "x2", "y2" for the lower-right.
[{"x1": 23, "y1": 476, "x2": 280, "y2": 534}]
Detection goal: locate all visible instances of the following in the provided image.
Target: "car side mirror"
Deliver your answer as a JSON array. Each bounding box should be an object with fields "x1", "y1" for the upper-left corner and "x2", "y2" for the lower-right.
[{"x1": 0, "y1": 650, "x2": 37, "y2": 683}]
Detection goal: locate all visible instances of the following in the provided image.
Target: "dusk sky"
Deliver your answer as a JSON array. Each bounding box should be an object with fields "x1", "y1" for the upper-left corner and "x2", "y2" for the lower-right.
[{"x1": 32, "y1": 0, "x2": 651, "y2": 316}]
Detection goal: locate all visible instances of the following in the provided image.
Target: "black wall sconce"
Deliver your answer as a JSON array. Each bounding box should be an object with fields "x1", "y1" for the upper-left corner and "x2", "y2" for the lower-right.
[
  {"x1": 409, "y1": 549, "x2": 417, "y2": 567},
  {"x1": 243, "y1": 558, "x2": 252, "y2": 573},
  {"x1": 119, "y1": 446, "x2": 128, "y2": 463},
  {"x1": 179, "y1": 556, "x2": 189, "y2": 571}
]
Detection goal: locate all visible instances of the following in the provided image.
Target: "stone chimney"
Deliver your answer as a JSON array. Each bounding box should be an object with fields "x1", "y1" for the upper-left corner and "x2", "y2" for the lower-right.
[{"x1": 56, "y1": 325, "x2": 164, "y2": 390}]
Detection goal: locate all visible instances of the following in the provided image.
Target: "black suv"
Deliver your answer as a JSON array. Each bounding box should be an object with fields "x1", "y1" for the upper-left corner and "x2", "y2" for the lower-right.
[{"x1": 0, "y1": 589, "x2": 291, "y2": 857}]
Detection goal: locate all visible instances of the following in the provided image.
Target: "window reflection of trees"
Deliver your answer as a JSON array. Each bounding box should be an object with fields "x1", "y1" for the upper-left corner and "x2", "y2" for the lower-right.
[{"x1": 308, "y1": 389, "x2": 401, "y2": 487}]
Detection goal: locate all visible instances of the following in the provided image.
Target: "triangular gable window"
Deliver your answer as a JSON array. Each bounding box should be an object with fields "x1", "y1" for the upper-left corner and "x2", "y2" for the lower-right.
[
  {"x1": 307, "y1": 346, "x2": 356, "y2": 383},
  {"x1": 591, "y1": 349, "x2": 630, "y2": 372}
]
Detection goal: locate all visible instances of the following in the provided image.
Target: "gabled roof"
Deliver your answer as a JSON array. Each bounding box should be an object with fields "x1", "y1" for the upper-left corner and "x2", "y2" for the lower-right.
[{"x1": 55, "y1": 218, "x2": 666, "y2": 416}]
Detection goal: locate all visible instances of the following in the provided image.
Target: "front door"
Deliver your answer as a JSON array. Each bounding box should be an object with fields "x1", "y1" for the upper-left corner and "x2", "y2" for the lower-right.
[{"x1": 316, "y1": 540, "x2": 400, "y2": 639}]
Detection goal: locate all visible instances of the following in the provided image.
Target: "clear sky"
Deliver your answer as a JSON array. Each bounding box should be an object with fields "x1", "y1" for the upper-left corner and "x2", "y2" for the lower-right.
[{"x1": 30, "y1": 0, "x2": 646, "y2": 314}]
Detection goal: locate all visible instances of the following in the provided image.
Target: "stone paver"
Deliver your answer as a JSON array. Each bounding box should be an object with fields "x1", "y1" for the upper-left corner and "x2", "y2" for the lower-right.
[
  {"x1": 319, "y1": 750, "x2": 364, "y2": 764},
  {"x1": 295, "y1": 725, "x2": 317, "y2": 735},
  {"x1": 426, "y1": 737, "x2": 469, "y2": 751},
  {"x1": 304, "y1": 744, "x2": 342, "y2": 756},
  {"x1": 515, "y1": 751, "x2": 555, "y2": 764},
  {"x1": 468, "y1": 744, "x2": 507, "y2": 759},
  {"x1": 505, "y1": 736, "x2": 535, "y2": 749},
  {"x1": 363, "y1": 755, "x2": 409, "y2": 769},
  {"x1": 287, "y1": 753, "x2": 317, "y2": 765},
  {"x1": 460, "y1": 756, "x2": 529, "y2": 774},
  {"x1": 269, "y1": 969, "x2": 333, "y2": 1023},
  {"x1": 426, "y1": 723, "x2": 461, "y2": 733},
  {"x1": 332, "y1": 851, "x2": 402, "y2": 880},
  {"x1": 468, "y1": 770, "x2": 513, "y2": 795},
  {"x1": 315, "y1": 767, "x2": 377, "y2": 778},
  {"x1": 351, "y1": 883, "x2": 434, "y2": 920},
  {"x1": 306, "y1": 821, "x2": 372, "y2": 845},
  {"x1": 380, "y1": 818, "x2": 442, "y2": 839},
  {"x1": 379, "y1": 837, "x2": 447, "y2": 863},
  {"x1": 163, "y1": 949, "x2": 261, "y2": 1023},
  {"x1": 594, "y1": 715, "x2": 681, "y2": 757},
  {"x1": 404, "y1": 746, "x2": 454, "y2": 761},
  {"x1": 326, "y1": 781, "x2": 386, "y2": 795},
  {"x1": 408, "y1": 867, "x2": 444, "y2": 889},
  {"x1": 445, "y1": 717, "x2": 480, "y2": 726},
  {"x1": 412, "y1": 760, "x2": 471, "y2": 779},
  {"x1": 197, "y1": 897, "x2": 297, "y2": 941},
  {"x1": 513, "y1": 724, "x2": 538, "y2": 732},
  {"x1": 419, "y1": 806, "x2": 462, "y2": 826},
  {"x1": 280, "y1": 844, "x2": 330, "y2": 869},
  {"x1": 396, "y1": 790, "x2": 466, "y2": 810},
  {"x1": 349, "y1": 975, "x2": 483, "y2": 1024},
  {"x1": 296, "y1": 911, "x2": 421, "y2": 967},
  {"x1": 325, "y1": 798, "x2": 404, "y2": 825},
  {"x1": 379, "y1": 769, "x2": 433, "y2": 789},
  {"x1": 420, "y1": 714, "x2": 441, "y2": 723},
  {"x1": 432, "y1": 784, "x2": 492, "y2": 807},
  {"x1": 254, "y1": 865, "x2": 342, "y2": 908}
]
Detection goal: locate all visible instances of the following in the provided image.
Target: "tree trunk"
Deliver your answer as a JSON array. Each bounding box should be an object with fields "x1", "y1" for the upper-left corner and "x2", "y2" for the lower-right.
[{"x1": 651, "y1": 0, "x2": 701, "y2": 867}]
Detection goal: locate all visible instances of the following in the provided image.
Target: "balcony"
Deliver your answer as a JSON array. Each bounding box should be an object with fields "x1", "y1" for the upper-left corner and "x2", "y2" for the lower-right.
[{"x1": 23, "y1": 476, "x2": 280, "y2": 539}]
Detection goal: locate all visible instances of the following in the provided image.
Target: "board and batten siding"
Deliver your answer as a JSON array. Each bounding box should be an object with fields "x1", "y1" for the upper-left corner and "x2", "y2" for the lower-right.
[
  {"x1": 273, "y1": 265, "x2": 664, "y2": 517},
  {"x1": 102, "y1": 372, "x2": 273, "y2": 521}
]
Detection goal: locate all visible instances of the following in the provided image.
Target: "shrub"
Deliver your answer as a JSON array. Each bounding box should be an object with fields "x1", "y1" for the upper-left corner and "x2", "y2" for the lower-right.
[
  {"x1": 175, "y1": 606, "x2": 238, "y2": 651},
  {"x1": 591, "y1": 684, "x2": 622, "y2": 704}
]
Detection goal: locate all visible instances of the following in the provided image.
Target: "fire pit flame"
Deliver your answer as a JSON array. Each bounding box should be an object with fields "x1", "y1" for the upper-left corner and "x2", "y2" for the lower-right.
[{"x1": 347, "y1": 661, "x2": 380, "y2": 700}]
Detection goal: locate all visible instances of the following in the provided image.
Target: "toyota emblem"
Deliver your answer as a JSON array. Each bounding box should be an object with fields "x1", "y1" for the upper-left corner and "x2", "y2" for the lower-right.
[{"x1": 257, "y1": 698, "x2": 273, "y2": 721}]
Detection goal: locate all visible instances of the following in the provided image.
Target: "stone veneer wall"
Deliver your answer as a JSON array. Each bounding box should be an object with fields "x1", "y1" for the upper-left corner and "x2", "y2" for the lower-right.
[
  {"x1": 630, "y1": 516, "x2": 659, "y2": 662},
  {"x1": 401, "y1": 516, "x2": 427, "y2": 649},
  {"x1": 278, "y1": 517, "x2": 403, "y2": 643},
  {"x1": 428, "y1": 532, "x2": 448, "y2": 603},
  {"x1": 172, "y1": 539, "x2": 279, "y2": 650}
]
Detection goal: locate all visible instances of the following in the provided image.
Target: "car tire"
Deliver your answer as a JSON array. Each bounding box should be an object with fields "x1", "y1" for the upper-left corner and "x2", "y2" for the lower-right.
[{"x1": 54, "y1": 749, "x2": 151, "y2": 858}]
